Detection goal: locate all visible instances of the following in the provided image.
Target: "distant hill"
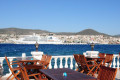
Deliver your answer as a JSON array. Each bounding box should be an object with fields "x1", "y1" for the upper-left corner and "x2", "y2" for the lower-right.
[
  {"x1": 113, "y1": 34, "x2": 120, "y2": 37},
  {"x1": 0, "y1": 28, "x2": 110, "y2": 36},
  {"x1": 76, "y1": 29, "x2": 109, "y2": 36},
  {"x1": 55, "y1": 32, "x2": 75, "y2": 35},
  {"x1": 0, "y1": 28, "x2": 50, "y2": 35}
]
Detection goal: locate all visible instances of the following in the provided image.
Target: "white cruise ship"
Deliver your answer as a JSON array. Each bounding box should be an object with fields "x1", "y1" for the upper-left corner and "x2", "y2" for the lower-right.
[{"x1": 12, "y1": 33, "x2": 63, "y2": 44}]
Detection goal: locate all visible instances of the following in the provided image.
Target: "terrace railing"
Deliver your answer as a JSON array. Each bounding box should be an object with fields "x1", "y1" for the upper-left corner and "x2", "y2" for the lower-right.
[{"x1": 0, "y1": 53, "x2": 120, "y2": 76}]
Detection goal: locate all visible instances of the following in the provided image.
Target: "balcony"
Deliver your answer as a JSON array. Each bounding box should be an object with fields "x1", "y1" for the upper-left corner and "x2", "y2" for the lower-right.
[{"x1": 0, "y1": 53, "x2": 120, "y2": 80}]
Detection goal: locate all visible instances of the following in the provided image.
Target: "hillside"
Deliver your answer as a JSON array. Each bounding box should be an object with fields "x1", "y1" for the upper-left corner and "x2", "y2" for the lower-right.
[
  {"x1": 76, "y1": 29, "x2": 109, "y2": 36},
  {"x1": 0, "y1": 28, "x2": 50, "y2": 35},
  {"x1": 55, "y1": 32, "x2": 75, "y2": 35},
  {"x1": 0, "y1": 28, "x2": 110, "y2": 36},
  {"x1": 113, "y1": 34, "x2": 120, "y2": 37}
]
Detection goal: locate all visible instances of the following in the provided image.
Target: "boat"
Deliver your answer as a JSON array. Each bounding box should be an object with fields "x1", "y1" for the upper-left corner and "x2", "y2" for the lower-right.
[{"x1": 11, "y1": 33, "x2": 63, "y2": 44}]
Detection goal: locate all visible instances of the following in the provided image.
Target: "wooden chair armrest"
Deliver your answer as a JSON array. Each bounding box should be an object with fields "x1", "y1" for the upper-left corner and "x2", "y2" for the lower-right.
[
  {"x1": 42, "y1": 63, "x2": 49, "y2": 69},
  {"x1": 40, "y1": 61, "x2": 45, "y2": 64},
  {"x1": 86, "y1": 60, "x2": 95, "y2": 62},
  {"x1": 33, "y1": 60, "x2": 44, "y2": 65},
  {"x1": 10, "y1": 61, "x2": 19, "y2": 64},
  {"x1": 11, "y1": 61, "x2": 19, "y2": 62},
  {"x1": 36, "y1": 60, "x2": 45, "y2": 64},
  {"x1": 28, "y1": 73, "x2": 42, "y2": 80},
  {"x1": 11, "y1": 63, "x2": 20, "y2": 65},
  {"x1": 106, "y1": 60, "x2": 113, "y2": 63}
]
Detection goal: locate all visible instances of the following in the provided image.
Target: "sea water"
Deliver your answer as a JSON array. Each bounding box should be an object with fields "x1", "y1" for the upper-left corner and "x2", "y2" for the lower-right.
[{"x1": 0, "y1": 44, "x2": 120, "y2": 57}]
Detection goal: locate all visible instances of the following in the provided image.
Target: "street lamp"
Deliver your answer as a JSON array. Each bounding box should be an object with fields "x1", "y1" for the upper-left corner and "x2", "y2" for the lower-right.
[
  {"x1": 90, "y1": 43, "x2": 94, "y2": 51},
  {"x1": 35, "y1": 41, "x2": 39, "y2": 52}
]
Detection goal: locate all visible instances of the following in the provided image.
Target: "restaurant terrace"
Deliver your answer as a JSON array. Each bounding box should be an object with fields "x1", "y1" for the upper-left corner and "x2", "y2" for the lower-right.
[{"x1": 0, "y1": 51, "x2": 120, "y2": 80}]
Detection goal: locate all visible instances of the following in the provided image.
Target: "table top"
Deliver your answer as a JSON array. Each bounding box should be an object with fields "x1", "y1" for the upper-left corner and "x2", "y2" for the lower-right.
[
  {"x1": 16, "y1": 57, "x2": 39, "y2": 62},
  {"x1": 86, "y1": 56, "x2": 105, "y2": 60},
  {"x1": 40, "y1": 68, "x2": 97, "y2": 80}
]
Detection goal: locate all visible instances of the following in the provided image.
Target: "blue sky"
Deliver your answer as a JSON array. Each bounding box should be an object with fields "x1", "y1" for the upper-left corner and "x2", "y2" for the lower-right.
[{"x1": 0, "y1": 0, "x2": 120, "y2": 35}]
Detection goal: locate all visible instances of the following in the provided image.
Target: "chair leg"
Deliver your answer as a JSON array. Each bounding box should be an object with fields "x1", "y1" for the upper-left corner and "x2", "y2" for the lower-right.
[
  {"x1": 87, "y1": 65, "x2": 96, "y2": 76},
  {"x1": 7, "y1": 74, "x2": 12, "y2": 80},
  {"x1": 76, "y1": 68, "x2": 79, "y2": 71},
  {"x1": 109, "y1": 63, "x2": 112, "y2": 67},
  {"x1": 38, "y1": 74, "x2": 41, "y2": 79},
  {"x1": 80, "y1": 70, "x2": 84, "y2": 73},
  {"x1": 11, "y1": 71, "x2": 21, "y2": 80}
]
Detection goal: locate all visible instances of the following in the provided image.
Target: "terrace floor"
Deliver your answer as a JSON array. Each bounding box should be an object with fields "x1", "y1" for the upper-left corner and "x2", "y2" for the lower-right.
[
  {"x1": 1, "y1": 69, "x2": 120, "y2": 80},
  {"x1": 115, "y1": 69, "x2": 120, "y2": 80}
]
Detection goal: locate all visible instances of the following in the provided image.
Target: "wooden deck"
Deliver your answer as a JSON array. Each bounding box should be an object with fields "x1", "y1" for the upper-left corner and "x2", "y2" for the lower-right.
[{"x1": 1, "y1": 69, "x2": 120, "y2": 80}]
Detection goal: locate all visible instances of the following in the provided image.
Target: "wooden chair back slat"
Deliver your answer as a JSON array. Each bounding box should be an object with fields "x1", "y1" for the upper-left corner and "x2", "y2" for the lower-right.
[
  {"x1": 97, "y1": 66, "x2": 117, "y2": 80},
  {"x1": 42, "y1": 55, "x2": 52, "y2": 69},
  {"x1": 103, "y1": 54, "x2": 113, "y2": 67},
  {"x1": 74, "y1": 54, "x2": 81, "y2": 71},
  {"x1": 21, "y1": 66, "x2": 29, "y2": 80},
  {"x1": 38, "y1": 54, "x2": 47, "y2": 64},
  {"x1": 41, "y1": 54, "x2": 47, "y2": 61},
  {"x1": 79, "y1": 54, "x2": 87, "y2": 65},
  {"x1": 73, "y1": 54, "x2": 80, "y2": 64}
]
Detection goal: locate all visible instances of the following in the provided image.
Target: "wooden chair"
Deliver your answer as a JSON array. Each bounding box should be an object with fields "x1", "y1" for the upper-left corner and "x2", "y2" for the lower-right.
[
  {"x1": 42, "y1": 55, "x2": 52, "y2": 69},
  {"x1": 73, "y1": 54, "x2": 82, "y2": 71},
  {"x1": 97, "y1": 66, "x2": 117, "y2": 80},
  {"x1": 38, "y1": 54, "x2": 47, "y2": 65},
  {"x1": 0, "y1": 65, "x2": 2, "y2": 80},
  {"x1": 25, "y1": 55, "x2": 52, "y2": 73},
  {"x1": 33, "y1": 54, "x2": 47, "y2": 65},
  {"x1": 119, "y1": 52, "x2": 120, "y2": 69},
  {"x1": 103, "y1": 54, "x2": 113, "y2": 67},
  {"x1": 98, "y1": 53, "x2": 105, "y2": 58},
  {"x1": 0, "y1": 65, "x2": 2, "y2": 75},
  {"x1": 5, "y1": 56, "x2": 21, "y2": 80},
  {"x1": 35, "y1": 55, "x2": 51, "y2": 69},
  {"x1": 78, "y1": 54, "x2": 98, "y2": 76}
]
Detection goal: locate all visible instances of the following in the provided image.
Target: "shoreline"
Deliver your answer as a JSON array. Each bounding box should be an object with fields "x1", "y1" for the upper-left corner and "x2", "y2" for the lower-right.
[{"x1": 0, "y1": 43, "x2": 120, "y2": 45}]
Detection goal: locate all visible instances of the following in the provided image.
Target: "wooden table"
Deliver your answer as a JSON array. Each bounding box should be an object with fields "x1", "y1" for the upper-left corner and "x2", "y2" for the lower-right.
[
  {"x1": 40, "y1": 68, "x2": 97, "y2": 80},
  {"x1": 16, "y1": 57, "x2": 42, "y2": 70}
]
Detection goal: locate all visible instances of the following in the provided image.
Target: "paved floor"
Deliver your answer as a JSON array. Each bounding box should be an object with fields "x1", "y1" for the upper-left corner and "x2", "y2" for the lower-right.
[{"x1": 115, "y1": 69, "x2": 120, "y2": 80}]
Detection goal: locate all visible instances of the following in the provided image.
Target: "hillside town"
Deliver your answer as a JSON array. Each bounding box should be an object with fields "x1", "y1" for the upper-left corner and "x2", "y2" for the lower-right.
[{"x1": 0, "y1": 33, "x2": 120, "y2": 44}]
